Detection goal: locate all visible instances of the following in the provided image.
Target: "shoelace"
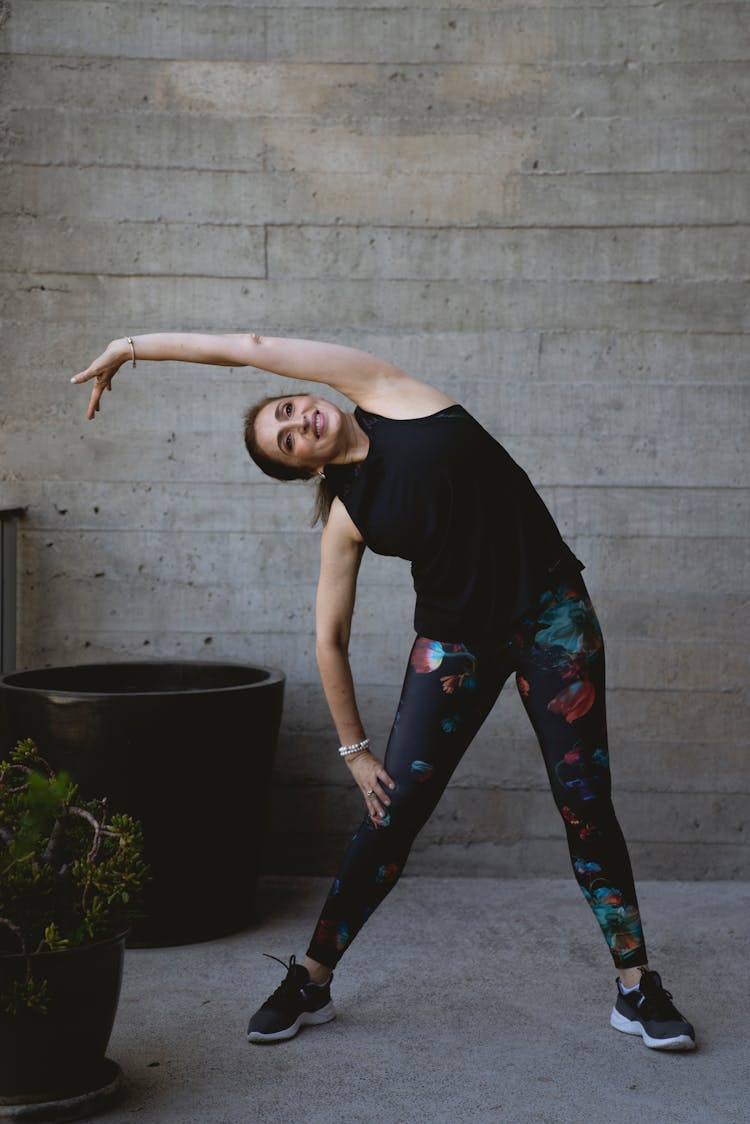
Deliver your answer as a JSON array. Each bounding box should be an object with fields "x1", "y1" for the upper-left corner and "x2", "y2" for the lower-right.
[
  {"x1": 259, "y1": 953, "x2": 308, "y2": 1011},
  {"x1": 638, "y1": 981, "x2": 681, "y2": 1021},
  {"x1": 263, "y1": 951, "x2": 296, "y2": 974}
]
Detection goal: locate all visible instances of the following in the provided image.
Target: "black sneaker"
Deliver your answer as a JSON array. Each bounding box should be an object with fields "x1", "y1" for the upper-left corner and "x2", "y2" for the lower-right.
[
  {"x1": 246, "y1": 954, "x2": 335, "y2": 1043},
  {"x1": 610, "y1": 970, "x2": 696, "y2": 1051}
]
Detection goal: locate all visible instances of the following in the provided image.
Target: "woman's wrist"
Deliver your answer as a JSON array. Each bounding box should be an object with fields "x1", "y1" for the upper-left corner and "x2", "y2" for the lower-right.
[
  {"x1": 344, "y1": 748, "x2": 369, "y2": 768},
  {"x1": 338, "y1": 737, "x2": 370, "y2": 759},
  {"x1": 337, "y1": 734, "x2": 370, "y2": 767},
  {"x1": 110, "y1": 338, "x2": 132, "y2": 363}
]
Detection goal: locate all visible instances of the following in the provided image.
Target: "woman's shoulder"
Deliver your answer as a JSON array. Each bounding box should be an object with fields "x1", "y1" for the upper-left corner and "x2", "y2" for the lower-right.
[
  {"x1": 355, "y1": 402, "x2": 469, "y2": 427},
  {"x1": 353, "y1": 372, "x2": 456, "y2": 419}
]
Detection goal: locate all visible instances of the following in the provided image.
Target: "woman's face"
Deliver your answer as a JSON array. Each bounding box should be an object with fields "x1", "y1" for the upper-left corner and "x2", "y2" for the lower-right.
[{"x1": 253, "y1": 394, "x2": 345, "y2": 474}]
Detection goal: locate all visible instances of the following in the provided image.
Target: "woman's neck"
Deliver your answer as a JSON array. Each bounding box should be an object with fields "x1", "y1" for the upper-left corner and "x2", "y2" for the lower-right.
[{"x1": 330, "y1": 411, "x2": 370, "y2": 465}]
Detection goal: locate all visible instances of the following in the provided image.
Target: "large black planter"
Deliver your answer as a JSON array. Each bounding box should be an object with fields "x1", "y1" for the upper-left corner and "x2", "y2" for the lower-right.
[
  {"x1": 0, "y1": 932, "x2": 125, "y2": 1106},
  {"x1": 0, "y1": 662, "x2": 285, "y2": 946}
]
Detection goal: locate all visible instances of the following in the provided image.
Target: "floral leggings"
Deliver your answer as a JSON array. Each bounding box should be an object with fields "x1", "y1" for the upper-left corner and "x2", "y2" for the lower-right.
[{"x1": 307, "y1": 575, "x2": 647, "y2": 971}]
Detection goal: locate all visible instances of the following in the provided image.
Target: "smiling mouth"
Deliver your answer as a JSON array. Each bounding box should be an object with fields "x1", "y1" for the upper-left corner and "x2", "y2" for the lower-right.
[{"x1": 314, "y1": 409, "x2": 322, "y2": 438}]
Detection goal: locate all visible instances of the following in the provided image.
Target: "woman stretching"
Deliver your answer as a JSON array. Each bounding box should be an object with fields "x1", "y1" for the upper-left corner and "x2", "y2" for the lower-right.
[{"x1": 73, "y1": 333, "x2": 695, "y2": 1051}]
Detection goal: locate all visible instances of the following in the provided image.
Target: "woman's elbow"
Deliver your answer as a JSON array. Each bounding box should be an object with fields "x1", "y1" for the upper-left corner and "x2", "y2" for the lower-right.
[
  {"x1": 315, "y1": 635, "x2": 349, "y2": 663},
  {"x1": 235, "y1": 332, "x2": 263, "y2": 365}
]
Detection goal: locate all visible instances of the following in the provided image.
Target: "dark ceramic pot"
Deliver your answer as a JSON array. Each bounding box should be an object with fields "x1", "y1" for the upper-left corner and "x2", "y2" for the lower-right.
[
  {"x1": 0, "y1": 662, "x2": 285, "y2": 946},
  {"x1": 0, "y1": 931, "x2": 125, "y2": 1099}
]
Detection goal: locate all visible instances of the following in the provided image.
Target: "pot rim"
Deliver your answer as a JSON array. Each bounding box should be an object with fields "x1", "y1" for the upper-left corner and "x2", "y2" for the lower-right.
[
  {"x1": 0, "y1": 930, "x2": 129, "y2": 963},
  {"x1": 0, "y1": 660, "x2": 285, "y2": 699}
]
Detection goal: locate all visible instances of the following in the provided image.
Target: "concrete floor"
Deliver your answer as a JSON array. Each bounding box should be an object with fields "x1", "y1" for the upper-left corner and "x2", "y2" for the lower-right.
[{"x1": 92, "y1": 877, "x2": 747, "y2": 1124}]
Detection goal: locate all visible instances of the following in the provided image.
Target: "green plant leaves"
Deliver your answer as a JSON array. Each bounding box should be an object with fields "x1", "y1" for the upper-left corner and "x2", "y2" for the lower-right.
[{"x1": 0, "y1": 740, "x2": 149, "y2": 1010}]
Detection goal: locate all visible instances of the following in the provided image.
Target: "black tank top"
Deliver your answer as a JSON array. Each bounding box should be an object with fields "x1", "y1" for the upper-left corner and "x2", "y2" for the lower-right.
[{"x1": 325, "y1": 405, "x2": 583, "y2": 640}]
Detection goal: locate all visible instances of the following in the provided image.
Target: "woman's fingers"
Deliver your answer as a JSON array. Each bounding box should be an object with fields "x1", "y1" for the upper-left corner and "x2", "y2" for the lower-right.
[
  {"x1": 364, "y1": 775, "x2": 396, "y2": 821},
  {"x1": 72, "y1": 356, "x2": 110, "y2": 385},
  {"x1": 86, "y1": 376, "x2": 112, "y2": 420},
  {"x1": 349, "y1": 753, "x2": 397, "y2": 820},
  {"x1": 368, "y1": 785, "x2": 388, "y2": 817},
  {"x1": 72, "y1": 346, "x2": 124, "y2": 418},
  {"x1": 361, "y1": 779, "x2": 380, "y2": 816},
  {"x1": 378, "y1": 766, "x2": 396, "y2": 791},
  {"x1": 71, "y1": 367, "x2": 95, "y2": 384},
  {"x1": 372, "y1": 779, "x2": 391, "y2": 806},
  {"x1": 87, "y1": 383, "x2": 102, "y2": 420},
  {"x1": 370, "y1": 773, "x2": 395, "y2": 817}
]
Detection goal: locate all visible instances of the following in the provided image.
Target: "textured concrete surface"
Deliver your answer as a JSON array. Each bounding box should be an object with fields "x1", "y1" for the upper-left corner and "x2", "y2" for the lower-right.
[
  {"x1": 93, "y1": 876, "x2": 748, "y2": 1124},
  {"x1": 1, "y1": 0, "x2": 748, "y2": 876}
]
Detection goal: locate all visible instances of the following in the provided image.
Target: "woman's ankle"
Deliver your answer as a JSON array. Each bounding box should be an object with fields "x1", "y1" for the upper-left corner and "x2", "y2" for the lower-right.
[
  {"x1": 303, "y1": 956, "x2": 332, "y2": 984},
  {"x1": 618, "y1": 964, "x2": 649, "y2": 989}
]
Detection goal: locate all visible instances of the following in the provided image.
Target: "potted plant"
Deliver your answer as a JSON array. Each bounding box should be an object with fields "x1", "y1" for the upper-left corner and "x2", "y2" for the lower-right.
[
  {"x1": 0, "y1": 661, "x2": 285, "y2": 945},
  {"x1": 0, "y1": 739, "x2": 148, "y2": 1115}
]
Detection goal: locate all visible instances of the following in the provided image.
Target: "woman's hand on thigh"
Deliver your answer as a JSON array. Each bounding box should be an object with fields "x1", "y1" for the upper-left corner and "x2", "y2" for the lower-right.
[{"x1": 347, "y1": 751, "x2": 396, "y2": 823}]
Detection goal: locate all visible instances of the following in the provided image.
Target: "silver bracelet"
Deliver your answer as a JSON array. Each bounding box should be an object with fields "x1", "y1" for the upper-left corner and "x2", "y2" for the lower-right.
[
  {"x1": 125, "y1": 336, "x2": 137, "y2": 367},
  {"x1": 338, "y1": 738, "x2": 370, "y2": 758}
]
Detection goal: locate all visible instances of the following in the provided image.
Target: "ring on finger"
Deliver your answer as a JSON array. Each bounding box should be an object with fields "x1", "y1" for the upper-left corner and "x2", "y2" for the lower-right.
[{"x1": 366, "y1": 788, "x2": 375, "y2": 796}]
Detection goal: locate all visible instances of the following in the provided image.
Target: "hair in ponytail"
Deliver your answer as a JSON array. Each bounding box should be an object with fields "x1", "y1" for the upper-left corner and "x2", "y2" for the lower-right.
[{"x1": 311, "y1": 475, "x2": 336, "y2": 526}]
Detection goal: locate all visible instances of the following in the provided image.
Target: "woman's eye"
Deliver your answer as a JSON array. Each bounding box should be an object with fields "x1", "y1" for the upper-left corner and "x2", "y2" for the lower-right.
[
  {"x1": 284, "y1": 402, "x2": 292, "y2": 416},
  {"x1": 285, "y1": 434, "x2": 293, "y2": 451}
]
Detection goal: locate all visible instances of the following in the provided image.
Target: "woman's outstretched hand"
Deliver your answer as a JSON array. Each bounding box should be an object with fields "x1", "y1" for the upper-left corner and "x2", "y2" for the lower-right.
[
  {"x1": 71, "y1": 339, "x2": 129, "y2": 419},
  {"x1": 347, "y1": 751, "x2": 396, "y2": 824}
]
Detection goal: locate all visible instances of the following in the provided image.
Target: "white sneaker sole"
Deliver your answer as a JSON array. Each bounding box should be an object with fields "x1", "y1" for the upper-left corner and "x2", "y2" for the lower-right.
[
  {"x1": 610, "y1": 1006, "x2": 696, "y2": 1051},
  {"x1": 247, "y1": 1001, "x2": 336, "y2": 1043}
]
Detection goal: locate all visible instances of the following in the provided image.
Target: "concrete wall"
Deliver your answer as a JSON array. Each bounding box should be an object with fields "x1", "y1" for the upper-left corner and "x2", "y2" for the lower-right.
[{"x1": 1, "y1": 0, "x2": 747, "y2": 880}]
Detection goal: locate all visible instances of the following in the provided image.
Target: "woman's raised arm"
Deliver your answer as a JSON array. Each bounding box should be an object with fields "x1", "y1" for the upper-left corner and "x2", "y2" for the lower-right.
[
  {"x1": 71, "y1": 334, "x2": 254, "y2": 420},
  {"x1": 72, "y1": 333, "x2": 452, "y2": 420}
]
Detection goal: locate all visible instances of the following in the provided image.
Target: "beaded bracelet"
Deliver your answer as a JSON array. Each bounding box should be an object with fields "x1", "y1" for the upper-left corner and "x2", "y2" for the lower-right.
[{"x1": 338, "y1": 738, "x2": 370, "y2": 758}]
